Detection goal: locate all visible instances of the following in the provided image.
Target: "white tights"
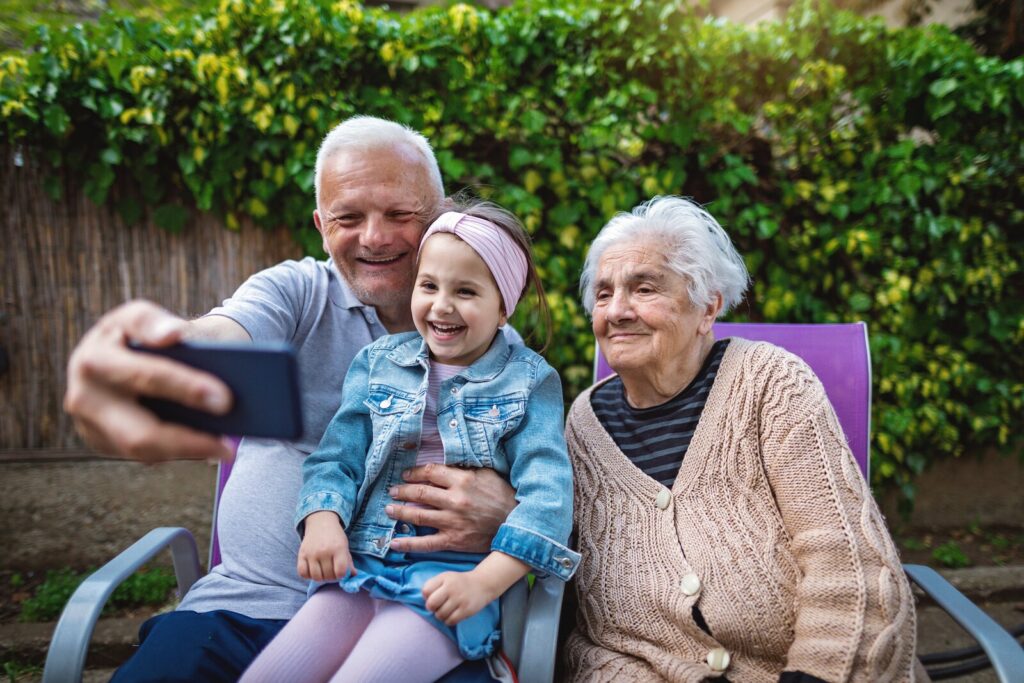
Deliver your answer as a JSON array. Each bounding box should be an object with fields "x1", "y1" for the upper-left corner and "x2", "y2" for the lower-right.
[{"x1": 239, "y1": 585, "x2": 464, "y2": 683}]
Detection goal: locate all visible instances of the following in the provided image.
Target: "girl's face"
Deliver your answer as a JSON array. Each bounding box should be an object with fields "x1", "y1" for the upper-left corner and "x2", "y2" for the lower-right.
[{"x1": 412, "y1": 233, "x2": 507, "y2": 366}]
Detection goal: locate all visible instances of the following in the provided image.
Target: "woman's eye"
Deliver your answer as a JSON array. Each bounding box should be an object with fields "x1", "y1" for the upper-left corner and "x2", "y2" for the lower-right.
[{"x1": 595, "y1": 290, "x2": 611, "y2": 301}]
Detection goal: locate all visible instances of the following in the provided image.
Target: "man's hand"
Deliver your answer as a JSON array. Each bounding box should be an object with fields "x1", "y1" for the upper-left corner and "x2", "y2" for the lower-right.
[
  {"x1": 385, "y1": 464, "x2": 516, "y2": 553},
  {"x1": 64, "y1": 300, "x2": 236, "y2": 463},
  {"x1": 298, "y1": 511, "x2": 355, "y2": 582}
]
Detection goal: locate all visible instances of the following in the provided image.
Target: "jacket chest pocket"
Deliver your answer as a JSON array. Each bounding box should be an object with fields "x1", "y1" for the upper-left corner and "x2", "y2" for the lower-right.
[
  {"x1": 364, "y1": 386, "x2": 418, "y2": 454},
  {"x1": 460, "y1": 394, "x2": 526, "y2": 465}
]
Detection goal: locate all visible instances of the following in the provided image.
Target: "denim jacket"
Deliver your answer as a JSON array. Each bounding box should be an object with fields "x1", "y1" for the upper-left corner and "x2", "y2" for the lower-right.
[{"x1": 296, "y1": 331, "x2": 580, "y2": 581}]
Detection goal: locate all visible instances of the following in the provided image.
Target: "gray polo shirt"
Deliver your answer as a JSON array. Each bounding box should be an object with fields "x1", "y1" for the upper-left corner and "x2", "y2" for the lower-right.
[{"x1": 177, "y1": 257, "x2": 388, "y2": 618}]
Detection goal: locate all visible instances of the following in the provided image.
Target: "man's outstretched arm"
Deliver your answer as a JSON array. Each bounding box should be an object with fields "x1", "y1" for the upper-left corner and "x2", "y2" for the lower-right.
[
  {"x1": 64, "y1": 300, "x2": 249, "y2": 463},
  {"x1": 385, "y1": 464, "x2": 517, "y2": 554}
]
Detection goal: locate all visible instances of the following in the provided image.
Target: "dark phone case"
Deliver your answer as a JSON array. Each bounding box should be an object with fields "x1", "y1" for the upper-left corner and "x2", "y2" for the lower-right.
[{"x1": 130, "y1": 341, "x2": 303, "y2": 439}]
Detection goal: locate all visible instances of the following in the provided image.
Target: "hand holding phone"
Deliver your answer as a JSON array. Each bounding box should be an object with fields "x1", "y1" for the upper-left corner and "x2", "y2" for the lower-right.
[{"x1": 130, "y1": 341, "x2": 303, "y2": 439}]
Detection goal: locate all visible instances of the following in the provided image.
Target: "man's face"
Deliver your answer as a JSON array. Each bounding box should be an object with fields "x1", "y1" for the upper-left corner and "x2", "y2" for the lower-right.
[{"x1": 313, "y1": 144, "x2": 437, "y2": 314}]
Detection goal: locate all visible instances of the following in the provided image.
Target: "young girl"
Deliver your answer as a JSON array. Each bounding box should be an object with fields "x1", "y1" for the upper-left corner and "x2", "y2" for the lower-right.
[{"x1": 241, "y1": 200, "x2": 579, "y2": 682}]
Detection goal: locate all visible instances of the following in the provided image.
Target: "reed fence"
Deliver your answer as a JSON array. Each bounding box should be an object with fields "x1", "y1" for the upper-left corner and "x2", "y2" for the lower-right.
[{"x1": 0, "y1": 150, "x2": 301, "y2": 449}]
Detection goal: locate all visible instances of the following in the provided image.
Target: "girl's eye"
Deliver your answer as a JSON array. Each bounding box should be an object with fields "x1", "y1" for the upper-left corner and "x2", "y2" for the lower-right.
[
  {"x1": 419, "y1": 281, "x2": 437, "y2": 291},
  {"x1": 458, "y1": 288, "x2": 476, "y2": 297}
]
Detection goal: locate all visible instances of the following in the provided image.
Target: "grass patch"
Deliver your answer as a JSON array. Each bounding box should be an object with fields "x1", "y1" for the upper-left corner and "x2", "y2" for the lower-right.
[
  {"x1": 18, "y1": 566, "x2": 176, "y2": 622},
  {"x1": 2, "y1": 659, "x2": 41, "y2": 683}
]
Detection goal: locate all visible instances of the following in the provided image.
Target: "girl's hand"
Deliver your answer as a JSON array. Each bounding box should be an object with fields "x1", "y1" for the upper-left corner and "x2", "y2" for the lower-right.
[
  {"x1": 422, "y1": 569, "x2": 499, "y2": 626},
  {"x1": 297, "y1": 511, "x2": 355, "y2": 581}
]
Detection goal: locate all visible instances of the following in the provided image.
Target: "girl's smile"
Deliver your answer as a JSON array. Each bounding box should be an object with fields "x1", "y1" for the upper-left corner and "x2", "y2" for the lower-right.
[{"x1": 412, "y1": 233, "x2": 507, "y2": 366}]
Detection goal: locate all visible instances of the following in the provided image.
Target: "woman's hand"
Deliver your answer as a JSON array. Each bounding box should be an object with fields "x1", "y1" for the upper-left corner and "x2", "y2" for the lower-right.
[
  {"x1": 64, "y1": 300, "x2": 239, "y2": 462},
  {"x1": 385, "y1": 464, "x2": 516, "y2": 553},
  {"x1": 297, "y1": 511, "x2": 355, "y2": 581}
]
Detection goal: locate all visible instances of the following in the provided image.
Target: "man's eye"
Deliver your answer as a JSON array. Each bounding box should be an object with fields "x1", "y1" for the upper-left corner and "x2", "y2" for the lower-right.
[{"x1": 389, "y1": 211, "x2": 415, "y2": 220}]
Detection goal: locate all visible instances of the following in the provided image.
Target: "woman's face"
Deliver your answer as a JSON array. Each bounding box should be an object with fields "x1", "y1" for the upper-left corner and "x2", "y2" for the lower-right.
[{"x1": 591, "y1": 239, "x2": 711, "y2": 376}]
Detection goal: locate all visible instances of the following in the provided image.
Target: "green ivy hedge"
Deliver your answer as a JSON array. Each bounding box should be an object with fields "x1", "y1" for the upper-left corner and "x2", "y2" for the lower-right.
[{"x1": 2, "y1": 0, "x2": 1021, "y2": 502}]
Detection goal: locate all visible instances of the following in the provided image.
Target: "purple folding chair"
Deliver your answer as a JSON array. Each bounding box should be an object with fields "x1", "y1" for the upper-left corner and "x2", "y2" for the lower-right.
[{"x1": 593, "y1": 321, "x2": 1024, "y2": 682}]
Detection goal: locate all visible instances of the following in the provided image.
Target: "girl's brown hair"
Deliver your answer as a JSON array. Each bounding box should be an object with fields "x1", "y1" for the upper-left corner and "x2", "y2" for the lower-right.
[{"x1": 425, "y1": 194, "x2": 553, "y2": 352}]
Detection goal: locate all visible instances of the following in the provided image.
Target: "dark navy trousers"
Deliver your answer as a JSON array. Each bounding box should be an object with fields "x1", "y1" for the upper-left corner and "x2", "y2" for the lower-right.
[{"x1": 109, "y1": 609, "x2": 494, "y2": 682}]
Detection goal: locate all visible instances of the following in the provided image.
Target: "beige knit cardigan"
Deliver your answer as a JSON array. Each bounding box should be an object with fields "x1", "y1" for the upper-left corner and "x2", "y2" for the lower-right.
[{"x1": 564, "y1": 338, "x2": 922, "y2": 682}]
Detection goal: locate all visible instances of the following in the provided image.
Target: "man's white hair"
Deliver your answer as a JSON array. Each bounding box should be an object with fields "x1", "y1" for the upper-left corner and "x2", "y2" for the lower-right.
[
  {"x1": 580, "y1": 196, "x2": 750, "y2": 316},
  {"x1": 314, "y1": 116, "x2": 445, "y2": 210}
]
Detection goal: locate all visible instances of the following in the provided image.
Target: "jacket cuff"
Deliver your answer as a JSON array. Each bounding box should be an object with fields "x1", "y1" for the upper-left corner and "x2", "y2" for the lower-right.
[
  {"x1": 294, "y1": 491, "x2": 352, "y2": 537},
  {"x1": 492, "y1": 523, "x2": 580, "y2": 581}
]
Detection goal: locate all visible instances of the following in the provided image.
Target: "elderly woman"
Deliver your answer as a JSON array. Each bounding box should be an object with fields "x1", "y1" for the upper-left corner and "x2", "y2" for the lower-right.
[{"x1": 564, "y1": 196, "x2": 921, "y2": 682}]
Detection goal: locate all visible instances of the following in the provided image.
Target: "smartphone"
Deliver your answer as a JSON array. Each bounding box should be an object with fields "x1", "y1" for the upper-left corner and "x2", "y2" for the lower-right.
[{"x1": 129, "y1": 341, "x2": 303, "y2": 439}]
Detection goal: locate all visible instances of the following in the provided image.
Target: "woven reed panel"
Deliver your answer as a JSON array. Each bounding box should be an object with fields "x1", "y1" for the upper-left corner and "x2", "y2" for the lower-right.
[{"x1": 0, "y1": 150, "x2": 302, "y2": 448}]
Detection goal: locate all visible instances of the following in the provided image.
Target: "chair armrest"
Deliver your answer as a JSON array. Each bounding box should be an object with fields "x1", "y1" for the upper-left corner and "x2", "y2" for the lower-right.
[
  {"x1": 904, "y1": 564, "x2": 1024, "y2": 683},
  {"x1": 515, "y1": 575, "x2": 566, "y2": 683},
  {"x1": 42, "y1": 527, "x2": 202, "y2": 683}
]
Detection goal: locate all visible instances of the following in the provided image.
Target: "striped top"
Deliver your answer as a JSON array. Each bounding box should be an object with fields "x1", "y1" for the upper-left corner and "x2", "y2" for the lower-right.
[
  {"x1": 416, "y1": 360, "x2": 464, "y2": 468},
  {"x1": 590, "y1": 339, "x2": 729, "y2": 487}
]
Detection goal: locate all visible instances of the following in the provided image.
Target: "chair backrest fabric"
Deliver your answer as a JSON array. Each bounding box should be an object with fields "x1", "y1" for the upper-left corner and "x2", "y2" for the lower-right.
[{"x1": 593, "y1": 322, "x2": 871, "y2": 479}]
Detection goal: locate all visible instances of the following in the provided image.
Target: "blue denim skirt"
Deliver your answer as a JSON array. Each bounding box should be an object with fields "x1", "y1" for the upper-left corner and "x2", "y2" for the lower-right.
[{"x1": 311, "y1": 526, "x2": 501, "y2": 660}]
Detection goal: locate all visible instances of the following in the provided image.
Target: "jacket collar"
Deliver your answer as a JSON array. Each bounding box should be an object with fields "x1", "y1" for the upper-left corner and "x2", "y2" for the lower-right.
[{"x1": 387, "y1": 330, "x2": 513, "y2": 382}]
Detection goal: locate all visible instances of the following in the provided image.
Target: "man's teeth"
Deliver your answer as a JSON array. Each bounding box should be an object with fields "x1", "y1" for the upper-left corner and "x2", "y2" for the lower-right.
[{"x1": 361, "y1": 255, "x2": 400, "y2": 263}]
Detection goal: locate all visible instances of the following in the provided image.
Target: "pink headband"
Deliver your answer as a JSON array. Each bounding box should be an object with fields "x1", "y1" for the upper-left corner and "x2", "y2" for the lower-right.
[{"x1": 420, "y1": 211, "x2": 528, "y2": 317}]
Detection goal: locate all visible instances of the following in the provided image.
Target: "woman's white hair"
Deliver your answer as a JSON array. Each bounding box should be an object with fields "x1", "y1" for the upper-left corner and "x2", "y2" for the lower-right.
[
  {"x1": 314, "y1": 116, "x2": 445, "y2": 210},
  {"x1": 580, "y1": 196, "x2": 750, "y2": 316}
]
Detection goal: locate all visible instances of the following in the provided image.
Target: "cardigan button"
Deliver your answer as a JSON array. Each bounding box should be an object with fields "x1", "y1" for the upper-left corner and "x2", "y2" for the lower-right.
[
  {"x1": 679, "y1": 573, "x2": 701, "y2": 596},
  {"x1": 655, "y1": 488, "x2": 671, "y2": 510},
  {"x1": 706, "y1": 647, "x2": 730, "y2": 672}
]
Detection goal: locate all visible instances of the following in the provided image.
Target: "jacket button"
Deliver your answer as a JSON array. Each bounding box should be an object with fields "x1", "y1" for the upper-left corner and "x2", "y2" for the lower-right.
[
  {"x1": 398, "y1": 523, "x2": 412, "y2": 534},
  {"x1": 450, "y1": 386, "x2": 459, "y2": 395},
  {"x1": 679, "y1": 573, "x2": 701, "y2": 596},
  {"x1": 373, "y1": 537, "x2": 386, "y2": 549},
  {"x1": 655, "y1": 488, "x2": 671, "y2": 510},
  {"x1": 411, "y1": 403, "x2": 422, "y2": 413},
  {"x1": 706, "y1": 647, "x2": 730, "y2": 672},
  {"x1": 380, "y1": 395, "x2": 393, "y2": 409},
  {"x1": 449, "y1": 418, "x2": 458, "y2": 428},
  {"x1": 555, "y1": 556, "x2": 574, "y2": 569}
]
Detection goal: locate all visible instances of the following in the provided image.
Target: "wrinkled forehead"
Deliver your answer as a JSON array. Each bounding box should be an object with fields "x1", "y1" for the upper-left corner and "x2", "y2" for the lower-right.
[
  {"x1": 321, "y1": 144, "x2": 436, "y2": 199},
  {"x1": 595, "y1": 239, "x2": 674, "y2": 285}
]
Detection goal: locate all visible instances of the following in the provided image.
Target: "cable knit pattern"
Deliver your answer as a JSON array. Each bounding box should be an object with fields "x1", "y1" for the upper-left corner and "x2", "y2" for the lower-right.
[{"x1": 565, "y1": 338, "x2": 921, "y2": 682}]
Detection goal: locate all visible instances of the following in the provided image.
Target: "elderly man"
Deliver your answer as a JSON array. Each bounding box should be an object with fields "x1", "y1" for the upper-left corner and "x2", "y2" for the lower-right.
[{"x1": 64, "y1": 116, "x2": 517, "y2": 682}]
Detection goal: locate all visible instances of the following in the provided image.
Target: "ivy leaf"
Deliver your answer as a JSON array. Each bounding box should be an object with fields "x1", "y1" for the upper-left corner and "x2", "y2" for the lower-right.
[
  {"x1": 849, "y1": 293, "x2": 872, "y2": 312},
  {"x1": 43, "y1": 105, "x2": 69, "y2": 135},
  {"x1": 153, "y1": 204, "x2": 187, "y2": 233},
  {"x1": 116, "y1": 196, "x2": 143, "y2": 226},
  {"x1": 929, "y1": 78, "x2": 958, "y2": 98}
]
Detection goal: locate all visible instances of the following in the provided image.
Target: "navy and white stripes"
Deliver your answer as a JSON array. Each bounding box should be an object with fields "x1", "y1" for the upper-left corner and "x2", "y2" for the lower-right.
[{"x1": 590, "y1": 339, "x2": 729, "y2": 487}]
